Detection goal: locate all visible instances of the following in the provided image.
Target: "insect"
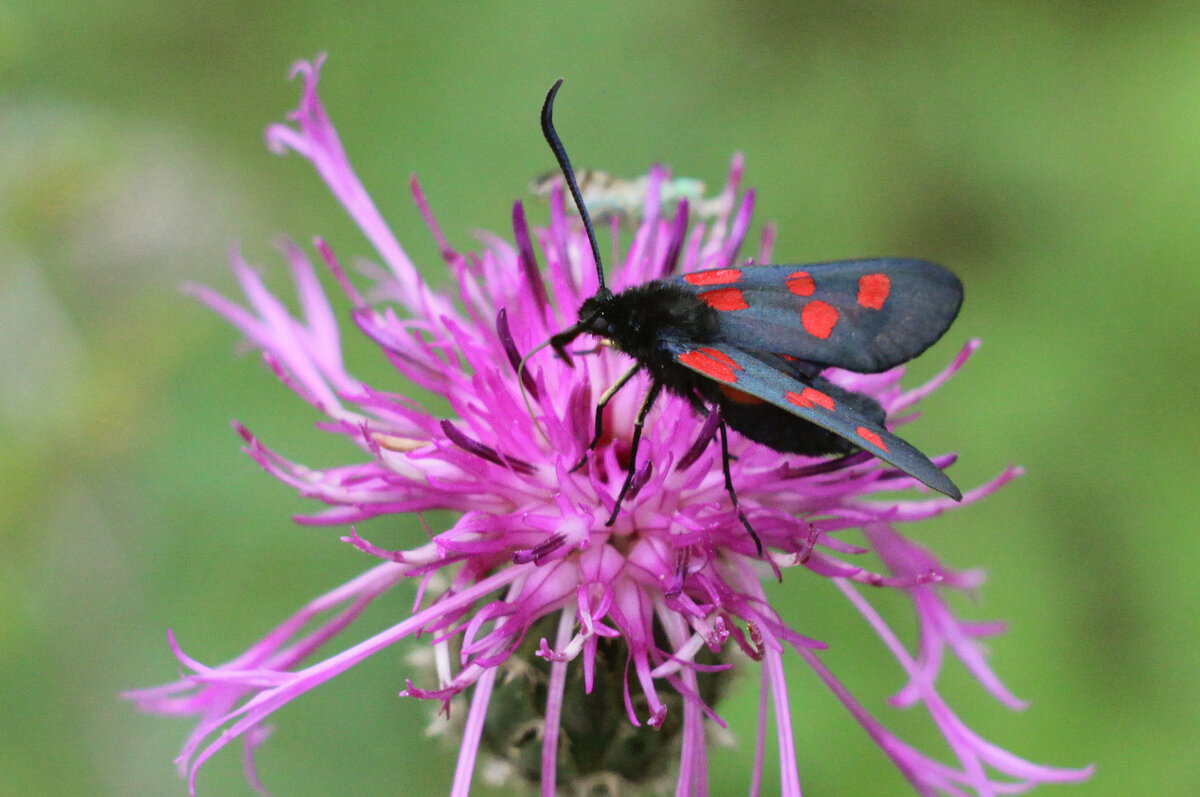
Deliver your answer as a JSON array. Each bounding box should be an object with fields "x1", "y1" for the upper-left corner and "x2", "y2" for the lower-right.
[
  {"x1": 529, "y1": 169, "x2": 729, "y2": 221},
  {"x1": 537, "y1": 79, "x2": 963, "y2": 553}
]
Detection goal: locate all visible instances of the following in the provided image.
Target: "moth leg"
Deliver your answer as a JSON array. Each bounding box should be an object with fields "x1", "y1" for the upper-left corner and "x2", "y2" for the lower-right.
[
  {"x1": 570, "y1": 364, "x2": 641, "y2": 473},
  {"x1": 605, "y1": 380, "x2": 663, "y2": 527},
  {"x1": 569, "y1": 340, "x2": 610, "y2": 358},
  {"x1": 718, "y1": 417, "x2": 763, "y2": 556}
]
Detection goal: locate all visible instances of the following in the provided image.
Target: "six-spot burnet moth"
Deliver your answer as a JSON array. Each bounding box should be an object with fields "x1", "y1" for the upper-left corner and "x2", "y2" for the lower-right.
[{"x1": 533, "y1": 79, "x2": 963, "y2": 554}]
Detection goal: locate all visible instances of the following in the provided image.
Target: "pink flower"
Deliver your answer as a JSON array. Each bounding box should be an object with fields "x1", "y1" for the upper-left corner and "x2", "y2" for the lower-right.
[{"x1": 127, "y1": 56, "x2": 1093, "y2": 796}]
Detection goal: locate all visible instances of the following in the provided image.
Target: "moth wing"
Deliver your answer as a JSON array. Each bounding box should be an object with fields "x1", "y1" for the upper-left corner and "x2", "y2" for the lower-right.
[
  {"x1": 666, "y1": 339, "x2": 961, "y2": 500},
  {"x1": 669, "y1": 259, "x2": 962, "y2": 373}
]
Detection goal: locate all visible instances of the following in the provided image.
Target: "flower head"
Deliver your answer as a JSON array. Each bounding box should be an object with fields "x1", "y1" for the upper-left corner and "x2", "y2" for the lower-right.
[{"x1": 128, "y1": 57, "x2": 1092, "y2": 796}]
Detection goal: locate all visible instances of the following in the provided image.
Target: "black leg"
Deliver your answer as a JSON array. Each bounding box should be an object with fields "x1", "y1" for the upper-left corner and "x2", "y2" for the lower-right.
[
  {"x1": 718, "y1": 417, "x2": 763, "y2": 556},
  {"x1": 605, "y1": 380, "x2": 663, "y2": 526},
  {"x1": 570, "y1": 364, "x2": 641, "y2": 473}
]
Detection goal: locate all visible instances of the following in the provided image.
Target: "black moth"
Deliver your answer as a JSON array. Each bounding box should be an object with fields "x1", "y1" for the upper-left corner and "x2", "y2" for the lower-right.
[{"x1": 537, "y1": 79, "x2": 963, "y2": 554}]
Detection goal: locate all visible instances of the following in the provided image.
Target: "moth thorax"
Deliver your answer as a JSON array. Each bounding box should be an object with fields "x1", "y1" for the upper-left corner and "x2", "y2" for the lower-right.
[{"x1": 607, "y1": 281, "x2": 720, "y2": 347}]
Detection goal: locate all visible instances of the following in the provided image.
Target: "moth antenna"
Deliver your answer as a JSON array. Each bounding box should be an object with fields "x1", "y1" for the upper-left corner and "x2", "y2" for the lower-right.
[
  {"x1": 516, "y1": 337, "x2": 554, "y2": 443},
  {"x1": 541, "y1": 79, "x2": 607, "y2": 293}
]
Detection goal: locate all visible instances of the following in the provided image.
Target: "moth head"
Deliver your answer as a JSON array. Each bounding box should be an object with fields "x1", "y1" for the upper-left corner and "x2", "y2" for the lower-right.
[{"x1": 550, "y1": 288, "x2": 614, "y2": 365}]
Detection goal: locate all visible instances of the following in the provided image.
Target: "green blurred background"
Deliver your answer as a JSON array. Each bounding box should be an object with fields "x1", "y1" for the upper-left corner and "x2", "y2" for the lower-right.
[{"x1": 2, "y1": 2, "x2": 1196, "y2": 795}]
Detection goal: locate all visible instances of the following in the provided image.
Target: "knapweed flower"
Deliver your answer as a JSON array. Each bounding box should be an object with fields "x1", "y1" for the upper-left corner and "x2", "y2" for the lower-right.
[{"x1": 128, "y1": 56, "x2": 1093, "y2": 796}]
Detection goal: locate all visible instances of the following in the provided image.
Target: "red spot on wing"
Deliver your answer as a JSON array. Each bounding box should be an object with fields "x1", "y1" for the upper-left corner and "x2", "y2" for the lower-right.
[
  {"x1": 857, "y1": 273, "x2": 891, "y2": 310},
  {"x1": 703, "y1": 348, "x2": 741, "y2": 371},
  {"x1": 786, "y1": 271, "x2": 815, "y2": 296},
  {"x1": 679, "y1": 347, "x2": 742, "y2": 384},
  {"x1": 720, "y1": 384, "x2": 765, "y2": 404},
  {"x1": 856, "y1": 427, "x2": 888, "y2": 451},
  {"x1": 801, "y1": 300, "x2": 839, "y2": 339},
  {"x1": 685, "y1": 268, "x2": 742, "y2": 286},
  {"x1": 786, "y1": 387, "x2": 835, "y2": 411},
  {"x1": 699, "y1": 287, "x2": 749, "y2": 311}
]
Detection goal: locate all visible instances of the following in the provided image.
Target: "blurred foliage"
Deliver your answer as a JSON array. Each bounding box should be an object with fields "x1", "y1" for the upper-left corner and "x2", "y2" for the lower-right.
[{"x1": 1, "y1": 1, "x2": 1197, "y2": 795}]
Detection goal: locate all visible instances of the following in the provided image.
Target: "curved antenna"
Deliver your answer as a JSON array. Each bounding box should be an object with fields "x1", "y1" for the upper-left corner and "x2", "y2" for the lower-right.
[
  {"x1": 516, "y1": 337, "x2": 554, "y2": 442},
  {"x1": 541, "y1": 79, "x2": 607, "y2": 293}
]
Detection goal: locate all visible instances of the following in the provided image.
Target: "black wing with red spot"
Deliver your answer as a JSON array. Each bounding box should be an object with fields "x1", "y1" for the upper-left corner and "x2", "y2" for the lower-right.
[
  {"x1": 669, "y1": 259, "x2": 962, "y2": 374},
  {"x1": 666, "y1": 339, "x2": 961, "y2": 499}
]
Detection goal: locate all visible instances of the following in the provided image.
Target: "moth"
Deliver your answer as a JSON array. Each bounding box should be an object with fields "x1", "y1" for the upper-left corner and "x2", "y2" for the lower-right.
[{"x1": 537, "y1": 80, "x2": 963, "y2": 552}]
